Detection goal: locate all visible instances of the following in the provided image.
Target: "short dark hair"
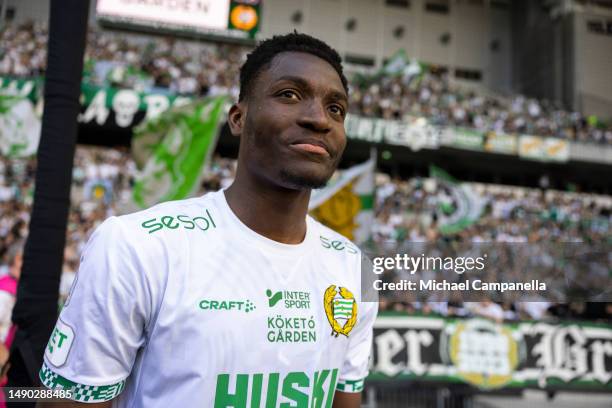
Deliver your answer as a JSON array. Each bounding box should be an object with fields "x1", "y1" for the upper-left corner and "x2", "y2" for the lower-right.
[{"x1": 238, "y1": 32, "x2": 348, "y2": 101}]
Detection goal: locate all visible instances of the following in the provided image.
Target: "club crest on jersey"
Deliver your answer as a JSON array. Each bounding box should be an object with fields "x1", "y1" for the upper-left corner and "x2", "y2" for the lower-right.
[{"x1": 323, "y1": 285, "x2": 357, "y2": 337}]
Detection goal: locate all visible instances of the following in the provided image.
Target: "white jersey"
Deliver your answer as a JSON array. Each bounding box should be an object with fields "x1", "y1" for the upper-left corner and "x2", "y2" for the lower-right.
[{"x1": 40, "y1": 190, "x2": 378, "y2": 407}]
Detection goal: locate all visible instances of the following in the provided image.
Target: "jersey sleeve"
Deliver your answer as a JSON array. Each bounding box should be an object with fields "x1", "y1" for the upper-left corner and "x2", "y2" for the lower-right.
[
  {"x1": 39, "y1": 216, "x2": 153, "y2": 403},
  {"x1": 336, "y1": 292, "x2": 378, "y2": 393}
]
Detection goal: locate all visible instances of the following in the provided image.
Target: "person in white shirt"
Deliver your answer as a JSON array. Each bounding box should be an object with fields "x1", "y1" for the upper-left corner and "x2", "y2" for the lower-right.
[{"x1": 40, "y1": 33, "x2": 377, "y2": 408}]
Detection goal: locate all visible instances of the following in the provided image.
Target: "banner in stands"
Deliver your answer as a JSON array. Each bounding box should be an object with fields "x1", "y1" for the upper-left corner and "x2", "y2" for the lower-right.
[
  {"x1": 79, "y1": 84, "x2": 193, "y2": 129},
  {"x1": 484, "y1": 131, "x2": 517, "y2": 155},
  {"x1": 543, "y1": 137, "x2": 570, "y2": 162},
  {"x1": 344, "y1": 114, "x2": 440, "y2": 151},
  {"x1": 519, "y1": 135, "x2": 570, "y2": 162},
  {"x1": 441, "y1": 127, "x2": 484, "y2": 151},
  {"x1": 0, "y1": 77, "x2": 40, "y2": 102},
  {"x1": 370, "y1": 315, "x2": 612, "y2": 391},
  {"x1": 0, "y1": 77, "x2": 584, "y2": 164},
  {"x1": 0, "y1": 78, "x2": 195, "y2": 130}
]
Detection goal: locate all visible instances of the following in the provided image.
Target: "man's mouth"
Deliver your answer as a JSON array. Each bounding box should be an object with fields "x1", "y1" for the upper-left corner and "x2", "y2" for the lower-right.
[
  {"x1": 289, "y1": 140, "x2": 331, "y2": 157},
  {"x1": 289, "y1": 143, "x2": 330, "y2": 157}
]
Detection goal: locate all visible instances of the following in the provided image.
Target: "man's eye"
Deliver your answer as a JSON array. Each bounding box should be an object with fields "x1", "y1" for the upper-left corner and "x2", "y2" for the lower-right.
[
  {"x1": 279, "y1": 90, "x2": 299, "y2": 99},
  {"x1": 329, "y1": 104, "x2": 345, "y2": 116}
]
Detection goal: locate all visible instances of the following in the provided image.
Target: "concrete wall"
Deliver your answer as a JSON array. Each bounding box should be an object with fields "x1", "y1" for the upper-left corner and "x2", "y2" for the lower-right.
[
  {"x1": 4, "y1": 0, "x2": 516, "y2": 90},
  {"x1": 573, "y1": 6, "x2": 612, "y2": 119},
  {"x1": 259, "y1": 0, "x2": 511, "y2": 88}
]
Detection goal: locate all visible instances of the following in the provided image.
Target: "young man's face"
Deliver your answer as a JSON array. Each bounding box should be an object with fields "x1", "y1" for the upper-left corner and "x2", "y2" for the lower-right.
[{"x1": 230, "y1": 51, "x2": 348, "y2": 190}]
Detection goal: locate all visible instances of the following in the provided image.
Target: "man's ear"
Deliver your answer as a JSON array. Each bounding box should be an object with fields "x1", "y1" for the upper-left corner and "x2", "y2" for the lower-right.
[{"x1": 228, "y1": 103, "x2": 245, "y2": 137}]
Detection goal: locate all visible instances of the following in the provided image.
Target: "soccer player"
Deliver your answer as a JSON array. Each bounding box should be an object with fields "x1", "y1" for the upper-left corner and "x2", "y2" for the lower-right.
[{"x1": 39, "y1": 33, "x2": 378, "y2": 407}]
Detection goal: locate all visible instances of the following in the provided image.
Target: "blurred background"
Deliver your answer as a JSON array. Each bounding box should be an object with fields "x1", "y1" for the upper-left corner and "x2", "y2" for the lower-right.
[{"x1": 0, "y1": 0, "x2": 610, "y2": 407}]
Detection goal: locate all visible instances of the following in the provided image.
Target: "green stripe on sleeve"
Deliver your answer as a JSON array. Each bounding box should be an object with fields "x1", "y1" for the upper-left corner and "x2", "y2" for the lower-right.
[
  {"x1": 337, "y1": 378, "x2": 365, "y2": 393},
  {"x1": 39, "y1": 362, "x2": 126, "y2": 403}
]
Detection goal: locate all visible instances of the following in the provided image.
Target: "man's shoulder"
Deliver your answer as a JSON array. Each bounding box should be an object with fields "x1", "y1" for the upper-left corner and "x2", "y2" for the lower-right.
[
  {"x1": 308, "y1": 216, "x2": 362, "y2": 259},
  {"x1": 88, "y1": 192, "x2": 221, "y2": 252},
  {"x1": 114, "y1": 191, "x2": 220, "y2": 234},
  {"x1": 308, "y1": 218, "x2": 376, "y2": 305}
]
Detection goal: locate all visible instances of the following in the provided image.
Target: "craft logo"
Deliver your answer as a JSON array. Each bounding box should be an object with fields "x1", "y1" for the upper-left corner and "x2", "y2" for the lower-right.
[
  {"x1": 323, "y1": 285, "x2": 357, "y2": 337},
  {"x1": 198, "y1": 299, "x2": 256, "y2": 313},
  {"x1": 445, "y1": 319, "x2": 521, "y2": 389}
]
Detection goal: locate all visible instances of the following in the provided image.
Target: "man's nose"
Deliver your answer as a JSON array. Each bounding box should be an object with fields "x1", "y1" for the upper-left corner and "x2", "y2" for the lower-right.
[{"x1": 296, "y1": 99, "x2": 331, "y2": 133}]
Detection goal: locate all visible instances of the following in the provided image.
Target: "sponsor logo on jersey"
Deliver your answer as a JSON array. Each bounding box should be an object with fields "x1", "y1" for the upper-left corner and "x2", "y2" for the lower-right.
[
  {"x1": 266, "y1": 289, "x2": 311, "y2": 309},
  {"x1": 214, "y1": 369, "x2": 338, "y2": 408},
  {"x1": 141, "y1": 209, "x2": 216, "y2": 234},
  {"x1": 265, "y1": 290, "x2": 316, "y2": 343},
  {"x1": 198, "y1": 299, "x2": 256, "y2": 313},
  {"x1": 45, "y1": 319, "x2": 75, "y2": 367},
  {"x1": 319, "y1": 235, "x2": 358, "y2": 254},
  {"x1": 266, "y1": 315, "x2": 317, "y2": 343},
  {"x1": 323, "y1": 285, "x2": 357, "y2": 337}
]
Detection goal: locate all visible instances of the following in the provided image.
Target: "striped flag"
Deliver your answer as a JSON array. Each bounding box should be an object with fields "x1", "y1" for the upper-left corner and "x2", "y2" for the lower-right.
[
  {"x1": 333, "y1": 299, "x2": 354, "y2": 320},
  {"x1": 309, "y1": 158, "x2": 375, "y2": 244}
]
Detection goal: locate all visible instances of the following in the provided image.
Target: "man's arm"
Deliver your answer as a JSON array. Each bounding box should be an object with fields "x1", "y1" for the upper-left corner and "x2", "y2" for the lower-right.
[
  {"x1": 333, "y1": 390, "x2": 361, "y2": 408},
  {"x1": 37, "y1": 217, "x2": 152, "y2": 405}
]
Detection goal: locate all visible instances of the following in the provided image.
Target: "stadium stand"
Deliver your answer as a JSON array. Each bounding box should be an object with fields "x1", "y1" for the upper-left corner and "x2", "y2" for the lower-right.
[
  {"x1": 0, "y1": 3, "x2": 610, "y2": 404},
  {"x1": 1, "y1": 149, "x2": 609, "y2": 322},
  {"x1": 0, "y1": 15, "x2": 610, "y2": 323},
  {"x1": 1, "y1": 21, "x2": 611, "y2": 144}
]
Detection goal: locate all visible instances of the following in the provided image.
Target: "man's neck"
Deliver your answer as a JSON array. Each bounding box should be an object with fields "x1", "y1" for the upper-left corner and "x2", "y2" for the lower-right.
[{"x1": 224, "y1": 174, "x2": 311, "y2": 245}]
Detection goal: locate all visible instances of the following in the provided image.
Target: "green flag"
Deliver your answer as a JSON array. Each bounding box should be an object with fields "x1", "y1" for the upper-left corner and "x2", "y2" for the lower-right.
[
  {"x1": 381, "y1": 49, "x2": 410, "y2": 76},
  {"x1": 132, "y1": 95, "x2": 227, "y2": 208},
  {"x1": 429, "y1": 165, "x2": 485, "y2": 235},
  {"x1": 0, "y1": 94, "x2": 41, "y2": 158}
]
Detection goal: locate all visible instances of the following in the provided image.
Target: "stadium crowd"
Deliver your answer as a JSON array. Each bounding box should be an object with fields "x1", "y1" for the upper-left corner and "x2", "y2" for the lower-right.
[
  {"x1": 351, "y1": 72, "x2": 612, "y2": 144},
  {"x1": 372, "y1": 173, "x2": 610, "y2": 245},
  {"x1": 0, "y1": 21, "x2": 610, "y2": 324},
  {"x1": 1, "y1": 21, "x2": 611, "y2": 144},
  {"x1": 371, "y1": 169, "x2": 611, "y2": 322},
  {"x1": 0, "y1": 149, "x2": 610, "y2": 324}
]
